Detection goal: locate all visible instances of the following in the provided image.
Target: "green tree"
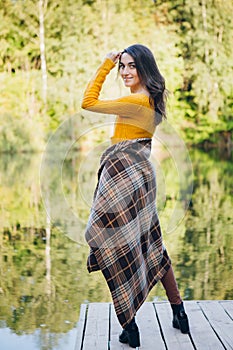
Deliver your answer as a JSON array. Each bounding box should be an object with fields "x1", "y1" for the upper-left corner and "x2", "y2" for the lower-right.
[{"x1": 163, "y1": 0, "x2": 233, "y2": 144}]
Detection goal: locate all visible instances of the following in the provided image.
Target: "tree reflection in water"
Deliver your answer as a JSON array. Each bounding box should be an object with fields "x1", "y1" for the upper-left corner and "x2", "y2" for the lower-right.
[{"x1": 0, "y1": 147, "x2": 232, "y2": 349}]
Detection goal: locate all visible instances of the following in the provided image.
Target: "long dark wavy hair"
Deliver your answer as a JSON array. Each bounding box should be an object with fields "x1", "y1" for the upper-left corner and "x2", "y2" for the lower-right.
[{"x1": 119, "y1": 44, "x2": 168, "y2": 124}]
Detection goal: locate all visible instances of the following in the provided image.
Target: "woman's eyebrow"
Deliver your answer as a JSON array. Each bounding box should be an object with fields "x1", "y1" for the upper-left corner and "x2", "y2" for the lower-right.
[{"x1": 119, "y1": 61, "x2": 135, "y2": 65}]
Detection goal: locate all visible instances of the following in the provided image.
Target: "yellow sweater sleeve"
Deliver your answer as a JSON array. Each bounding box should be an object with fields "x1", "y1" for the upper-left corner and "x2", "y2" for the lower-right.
[{"x1": 81, "y1": 58, "x2": 151, "y2": 116}]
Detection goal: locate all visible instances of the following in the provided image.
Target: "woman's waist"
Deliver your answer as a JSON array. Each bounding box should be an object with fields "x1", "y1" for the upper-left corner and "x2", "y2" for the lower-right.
[{"x1": 111, "y1": 122, "x2": 155, "y2": 144}]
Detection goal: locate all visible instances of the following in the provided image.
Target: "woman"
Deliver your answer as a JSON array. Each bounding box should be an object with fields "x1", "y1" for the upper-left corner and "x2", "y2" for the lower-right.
[{"x1": 81, "y1": 44, "x2": 189, "y2": 348}]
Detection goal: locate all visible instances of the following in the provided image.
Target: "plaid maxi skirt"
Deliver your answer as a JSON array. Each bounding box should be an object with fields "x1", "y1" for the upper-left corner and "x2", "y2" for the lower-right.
[{"x1": 85, "y1": 138, "x2": 171, "y2": 328}]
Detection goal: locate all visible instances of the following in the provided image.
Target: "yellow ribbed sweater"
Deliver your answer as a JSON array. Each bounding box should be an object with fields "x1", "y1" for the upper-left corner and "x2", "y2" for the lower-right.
[{"x1": 81, "y1": 58, "x2": 156, "y2": 144}]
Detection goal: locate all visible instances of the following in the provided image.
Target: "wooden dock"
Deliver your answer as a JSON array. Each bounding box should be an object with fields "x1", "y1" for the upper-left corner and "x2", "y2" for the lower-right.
[{"x1": 75, "y1": 300, "x2": 233, "y2": 350}]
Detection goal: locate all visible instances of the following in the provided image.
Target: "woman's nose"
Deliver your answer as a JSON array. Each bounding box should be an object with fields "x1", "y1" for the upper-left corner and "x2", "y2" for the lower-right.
[{"x1": 122, "y1": 66, "x2": 129, "y2": 75}]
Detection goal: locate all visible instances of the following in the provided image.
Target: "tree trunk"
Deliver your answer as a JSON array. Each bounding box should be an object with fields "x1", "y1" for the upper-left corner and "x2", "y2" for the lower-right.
[
  {"x1": 38, "y1": 0, "x2": 47, "y2": 106},
  {"x1": 201, "y1": 0, "x2": 209, "y2": 64}
]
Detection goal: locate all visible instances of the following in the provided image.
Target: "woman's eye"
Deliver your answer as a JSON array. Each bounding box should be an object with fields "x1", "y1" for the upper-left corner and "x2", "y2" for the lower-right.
[{"x1": 129, "y1": 64, "x2": 136, "y2": 69}]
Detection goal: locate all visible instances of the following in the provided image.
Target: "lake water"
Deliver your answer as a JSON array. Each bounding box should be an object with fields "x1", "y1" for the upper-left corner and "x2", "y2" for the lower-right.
[{"x1": 0, "y1": 139, "x2": 232, "y2": 349}]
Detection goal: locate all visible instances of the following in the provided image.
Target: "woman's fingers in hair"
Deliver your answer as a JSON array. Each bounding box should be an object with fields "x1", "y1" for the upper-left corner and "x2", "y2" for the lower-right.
[{"x1": 106, "y1": 51, "x2": 121, "y2": 63}]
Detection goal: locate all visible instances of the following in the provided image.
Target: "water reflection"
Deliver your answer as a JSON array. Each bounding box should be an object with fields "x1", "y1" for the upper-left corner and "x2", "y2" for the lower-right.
[{"x1": 0, "y1": 147, "x2": 232, "y2": 349}]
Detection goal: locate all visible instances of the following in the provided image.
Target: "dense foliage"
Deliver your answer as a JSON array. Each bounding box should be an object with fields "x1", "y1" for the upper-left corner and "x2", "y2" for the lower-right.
[{"x1": 0, "y1": 0, "x2": 232, "y2": 152}]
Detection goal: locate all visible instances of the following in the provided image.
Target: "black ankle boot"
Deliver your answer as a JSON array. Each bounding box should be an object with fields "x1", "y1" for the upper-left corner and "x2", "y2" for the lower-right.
[
  {"x1": 171, "y1": 302, "x2": 190, "y2": 334},
  {"x1": 119, "y1": 317, "x2": 140, "y2": 348}
]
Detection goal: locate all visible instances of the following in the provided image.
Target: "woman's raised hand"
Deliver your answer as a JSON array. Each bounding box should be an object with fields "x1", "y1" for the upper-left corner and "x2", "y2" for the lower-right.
[{"x1": 106, "y1": 51, "x2": 121, "y2": 64}]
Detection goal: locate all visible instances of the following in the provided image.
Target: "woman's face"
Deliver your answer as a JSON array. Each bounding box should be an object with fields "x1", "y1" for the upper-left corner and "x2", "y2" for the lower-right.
[{"x1": 119, "y1": 53, "x2": 142, "y2": 92}]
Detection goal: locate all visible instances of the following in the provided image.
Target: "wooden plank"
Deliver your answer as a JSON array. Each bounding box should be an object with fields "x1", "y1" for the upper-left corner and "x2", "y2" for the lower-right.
[
  {"x1": 199, "y1": 300, "x2": 233, "y2": 349},
  {"x1": 82, "y1": 302, "x2": 110, "y2": 350},
  {"x1": 109, "y1": 303, "x2": 128, "y2": 350},
  {"x1": 154, "y1": 302, "x2": 194, "y2": 350},
  {"x1": 75, "y1": 303, "x2": 87, "y2": 350},
  {"x1": 219, "y1": 300, "x2": 233, "y2": 319},
  {"x1": 137, "y1": 302, "x2": 166, "y2": 350},
  {"x1": 185, "y1": 301, "x2": 224, "y2": 350},
  {"x1": 77, "y1": 301, "x2": 233, "y2": 350}
]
